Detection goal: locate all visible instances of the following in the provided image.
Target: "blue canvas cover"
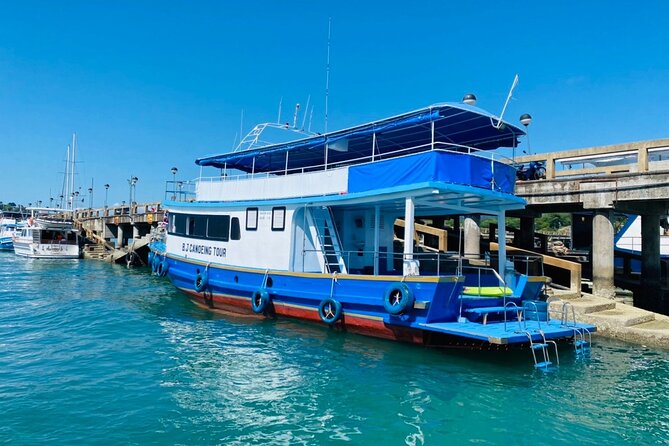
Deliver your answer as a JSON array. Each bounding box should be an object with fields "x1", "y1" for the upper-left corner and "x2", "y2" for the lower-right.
[{"x1": 348, "y1": 151, "x2": 516, "y2": 194}]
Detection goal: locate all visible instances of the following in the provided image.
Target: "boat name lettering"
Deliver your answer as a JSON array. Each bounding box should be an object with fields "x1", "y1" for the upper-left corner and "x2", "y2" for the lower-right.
[{"x1": 181, "y1": 242, "x2": 226, "y2": 257}]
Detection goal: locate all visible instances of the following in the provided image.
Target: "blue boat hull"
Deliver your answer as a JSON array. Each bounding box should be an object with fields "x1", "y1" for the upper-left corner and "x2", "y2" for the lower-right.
[
  {"x1": 153, "y1": 253, "x2": 595, "y2": 348},
  {"x1": 0, "y1": 237, "x2": 13, "y2": 250}
]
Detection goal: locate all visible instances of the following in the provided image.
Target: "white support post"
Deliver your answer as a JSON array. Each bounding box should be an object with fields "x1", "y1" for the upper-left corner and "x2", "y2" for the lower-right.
[
  {"x1": 324, "y1": 138, "x2": 329, "y2": 171},
  {"x1": 431, "y1": 120, "x2": 435, "y2": 150},
  {"x1": 372, "y1": 132, "x2": 377, "y2": 162},
  {"x1": 497, "y1": 211, "x2": 507, "y2": 281},
  {"x1": 403, "y1": 197, "x2": 417, "y2": 275},
  {"x1": 374, "y1": 206, "x2": 380, "y2": 275}
]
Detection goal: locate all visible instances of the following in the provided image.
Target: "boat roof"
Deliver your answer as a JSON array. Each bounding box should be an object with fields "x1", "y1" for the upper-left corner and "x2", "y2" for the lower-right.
[{"x1": 196, "y1": 102, "x2": 525, "y2": 173}]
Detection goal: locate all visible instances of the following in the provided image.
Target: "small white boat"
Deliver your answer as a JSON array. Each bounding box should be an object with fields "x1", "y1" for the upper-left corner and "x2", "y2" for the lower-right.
[
  {"x1": 0, "y1": 212, "x2": 24, "y2": 251},
  {"x1": 13, "y1": 210, "x2": 80, "y2": 259}
]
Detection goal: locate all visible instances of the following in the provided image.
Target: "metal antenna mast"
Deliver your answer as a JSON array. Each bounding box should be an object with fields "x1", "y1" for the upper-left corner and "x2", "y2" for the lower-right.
[
  {"x1": 71, "y1": 133, "x2": 77, "y2": 211},
  {"x1": 496, "y1": 74, "x2": 519, "y2": 128},
  {"x1": 240, "y1": 109, "x2": 244, "y2": 142},
  {"x1": 301, "y1": 95, "x2": 311, "y2": 130},
  {"x1": 277, "y1": 97, "x2": 283, "y2": 124},
  {"x1": 308, "y1": 106, "x2": 314, "y2": 132},
  {"x1": 324, "y1": 17, "x2": 331, "y2": 134}
]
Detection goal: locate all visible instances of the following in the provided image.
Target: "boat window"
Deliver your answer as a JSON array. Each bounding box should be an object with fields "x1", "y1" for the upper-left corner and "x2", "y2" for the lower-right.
[
  {"x1": 170, "y1": 213, "x2": 187, "y2": 235},
  {"x1": 187, "y1": 215, "x2": 207, "y2": 237},
  {"x1": 231, "y1": 217, "x2": 241, "y2": 240},
  {"x1": 272, "y1": 207, "x2": 286, "y2": 231},
  {"x1": 208, "y1": 215, "x2": 230, "y2": 241},
  {"x1": 246, "y1": 207, "x2": 258, "y2": 231}
]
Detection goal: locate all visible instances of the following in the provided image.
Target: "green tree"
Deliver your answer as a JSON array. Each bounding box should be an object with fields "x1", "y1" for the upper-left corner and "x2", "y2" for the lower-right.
[{"x1": 536, "y1": 213, "x2": 571, "y2": 232}]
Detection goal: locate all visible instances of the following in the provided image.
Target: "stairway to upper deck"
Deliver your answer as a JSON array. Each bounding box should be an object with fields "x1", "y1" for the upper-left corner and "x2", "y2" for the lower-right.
[{"x1": 309, "y1": 206, "x2": 347, "y2": 274}]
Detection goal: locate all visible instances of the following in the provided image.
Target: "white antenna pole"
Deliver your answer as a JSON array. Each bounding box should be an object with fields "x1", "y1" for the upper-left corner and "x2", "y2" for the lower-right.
[
  {"x1": 301, "y1": 95, "x2": 311, "y2": 130},
  {"x1": 308, "y1": 106, "x2": 314, "y2": 132},
  {"x1": 496, "y1": 74, "x2": 519, "y2": 128},
  {"x1": 240, "y1": 110, "x2": 244, "y2": 142},
  {"x1": 324, "y1": 17, "x2": 331, "y2": 134},
  {"x1": 277, "y1": 97, "x2": 283, "y2": 124}
]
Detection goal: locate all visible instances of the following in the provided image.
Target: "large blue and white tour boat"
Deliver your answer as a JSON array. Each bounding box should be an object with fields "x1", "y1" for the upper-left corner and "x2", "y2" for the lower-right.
[{"x1": 152, "y1": 100, "x2": 595, "y2": 365}]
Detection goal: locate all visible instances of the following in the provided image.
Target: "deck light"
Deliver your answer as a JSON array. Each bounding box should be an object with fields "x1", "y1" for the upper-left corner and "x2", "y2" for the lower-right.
[
  {"x1": 104, "y1": 184, "x2": 110, "y2": 208},
  {"x1": 463, "y1": 94, "x2": 477, "y2": 106},
  {"x1": 170, "y1": 167, "x2": 178, "y2": 200},
  {"x1": 519, "y1": 113, "x2": 533, "y2": 156}
]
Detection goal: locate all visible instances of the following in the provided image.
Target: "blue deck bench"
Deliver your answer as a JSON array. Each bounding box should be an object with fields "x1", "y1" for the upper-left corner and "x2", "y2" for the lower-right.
[{"x1": 463, "y1": 306, "x2": 523, "y2": 324}]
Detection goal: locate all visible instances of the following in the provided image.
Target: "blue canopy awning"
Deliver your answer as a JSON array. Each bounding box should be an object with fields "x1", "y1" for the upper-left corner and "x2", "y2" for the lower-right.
[{"x1": 196, "y1": 103, "x2": 525, "y2": 173}]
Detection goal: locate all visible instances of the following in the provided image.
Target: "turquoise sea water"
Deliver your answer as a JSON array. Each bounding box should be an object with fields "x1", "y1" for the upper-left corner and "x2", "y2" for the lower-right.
[{"x1": 1, "y1": 253, "x2": 668, "y2": 445}]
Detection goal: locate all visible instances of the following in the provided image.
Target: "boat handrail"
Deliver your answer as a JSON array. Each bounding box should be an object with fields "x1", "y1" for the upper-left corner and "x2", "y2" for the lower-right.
[
  {"x1": 301, "y1": 249, "x2": 463, "y2": 276},
  {"x1": 194, "y1": 141, "x2": 517, "y2": 185}
]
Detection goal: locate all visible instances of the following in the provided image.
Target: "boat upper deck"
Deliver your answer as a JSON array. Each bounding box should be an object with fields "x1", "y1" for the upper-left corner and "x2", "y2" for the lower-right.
[
  {"x1": 174, "y1": 103, "x2": 526, "y2": 207},
  {"x1": 196, "y1": 102, "x2": 524, "y2": 174},
  {"x1": 191, "y1": 148, "x2": 523, "y2": 211}
]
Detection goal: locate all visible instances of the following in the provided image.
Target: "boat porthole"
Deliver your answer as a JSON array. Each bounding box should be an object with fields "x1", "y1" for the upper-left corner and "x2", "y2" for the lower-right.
[
  {"x1": 266, "y1": 276, "x2": 273, "y2": 288},
  {"x1": 234, "y1": 275, "x2": 239, "y2": 283},
  {"x1": 318, "y1": 298, "x2": 342, "y2": 325},
  {"x1": 383, "y1": 283, "x2": 414, "y2": 315},
  {"x1": 251, "y1": 288, "x2": 270, "y2": 314}
]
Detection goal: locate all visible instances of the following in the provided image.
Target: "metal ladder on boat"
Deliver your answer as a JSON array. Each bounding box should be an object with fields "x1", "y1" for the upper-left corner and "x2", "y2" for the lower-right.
[
  {"x1": 525, "y1": 330, "x2": 560, "y2": 369},
  {"x1": 559, "y1": 301, "x2": 592, "y2": 356},
  {"x1": 545, "y1": 298, "x2": 592, "y2": 356},
  {"x1": 309, "y1": 206, "x2": 347, "y2": 274}
]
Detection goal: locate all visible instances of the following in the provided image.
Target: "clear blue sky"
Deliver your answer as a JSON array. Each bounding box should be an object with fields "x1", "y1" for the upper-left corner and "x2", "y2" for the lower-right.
[{"x1": 2, "y1": 1, "x2": 669, "y2": 206}]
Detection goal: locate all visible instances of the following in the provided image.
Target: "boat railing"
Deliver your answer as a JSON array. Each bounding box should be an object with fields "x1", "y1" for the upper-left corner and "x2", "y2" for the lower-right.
[
  {"x1": 193, "y1": 140, "x2": 517, "y2": 186},
  {"x1": 461, "y1": 265, "x2": 509, "y2": 291},
  {"x1": 301, "y1": 249, "x2": 462, "y2": 276},
  {"x1": 615, "y1": 234, "x2": 643, "y2": 252},
  {"x1": 460, "y1": 264, "x2": 512, "y2": 324},
  {"x1": 164, "y1": 181, "x2": 197, "y2": 202},
  {"x1": 74, "y1": 203, "x2": 163, "y2": 219}
]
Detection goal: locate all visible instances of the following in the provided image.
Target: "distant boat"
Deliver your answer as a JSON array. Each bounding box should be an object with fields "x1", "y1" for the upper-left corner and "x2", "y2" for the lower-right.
[
  {"x1": 0, "y1": 212, "x2": 24, "y2": 251},
  {"x1": 13, "y1": 210, "x2": 80, "y2": 259},
  {"x1": 614, "y1": 215, "x2": 669, "y2": 275},
  {"x1": 615, "y1": 215, "x2": 669, "y2": 256}
]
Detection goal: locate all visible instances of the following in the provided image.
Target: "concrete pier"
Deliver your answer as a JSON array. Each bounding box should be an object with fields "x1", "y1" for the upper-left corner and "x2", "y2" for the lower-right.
[
  {"x1": 551, "y1": 290, "x2": 669, "y2": 349},
  {"x1": 514, "y1": 138, "x2": 669, "y2": 312},
  {"x1": 641, "y1": 213, "x2": 662, "y2": 308},
  {"x1": 518, "y1": 217, "x2": 535, "y2": 250},
  {"x1": 592, "y1": 211, "x2": 615, "y2": 299},
  {"x1": 75, "y1": 203, "x2": 163, "y2": 263},
  {"x1": 463, "y1": 216, "x2": 480, "y2": 259}
]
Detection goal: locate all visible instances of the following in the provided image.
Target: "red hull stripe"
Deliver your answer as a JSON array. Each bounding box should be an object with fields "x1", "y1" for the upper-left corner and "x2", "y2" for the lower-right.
[{"x1": 178, "y1": 287, "x2": 417, "y2": 342}]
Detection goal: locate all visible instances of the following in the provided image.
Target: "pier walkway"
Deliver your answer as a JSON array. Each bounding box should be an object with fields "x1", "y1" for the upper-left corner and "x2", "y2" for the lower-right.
[{"x1": 75, "y1": 203, "x2": 163, "y2": 264}]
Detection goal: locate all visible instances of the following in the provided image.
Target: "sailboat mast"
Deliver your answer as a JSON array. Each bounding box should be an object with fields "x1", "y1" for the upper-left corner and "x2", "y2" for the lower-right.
[
  {"x1": 70, "y1": 133, "x2": 76, "y2": 211},
  {"x1": 64, "y1": 145, "x2": 70, "y2": 210}
]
